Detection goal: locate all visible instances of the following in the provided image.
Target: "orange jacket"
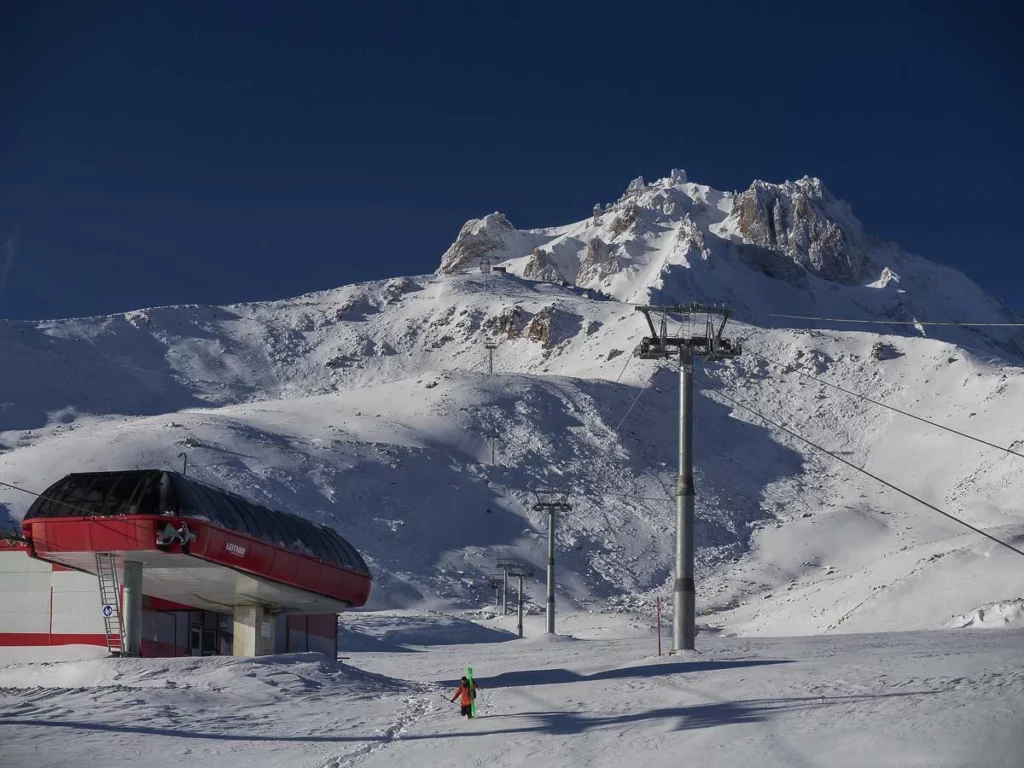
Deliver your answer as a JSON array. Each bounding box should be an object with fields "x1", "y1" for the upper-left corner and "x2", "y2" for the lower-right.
[{"x1": 451, "y1": 681, "x2": 478, "y2": 705}]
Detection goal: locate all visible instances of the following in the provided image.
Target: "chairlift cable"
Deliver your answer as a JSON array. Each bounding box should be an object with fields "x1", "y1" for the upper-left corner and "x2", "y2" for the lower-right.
[
  {"x1": 742, "y1": 311, "x2": 1024, "y2": 328},
  {"x1": 746, "y1": 349, "x2": 1024, "y2": 461},
  {"x1": 691, "y1": 373, "x2": 1024, "y2": 559}
]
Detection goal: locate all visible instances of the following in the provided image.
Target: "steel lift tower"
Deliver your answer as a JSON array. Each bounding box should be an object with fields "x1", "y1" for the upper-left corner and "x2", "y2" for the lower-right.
[
  {"x1": 496, "y1": 558, "x2": 520, "y2": 615},
  {"x1": 486, "y1": 575, "x2": 503, "y2": 610},
  {"x1": 484, "y1": 341, "x2": 498, "y2": 374},
  {"x1": 531, "y1": 490, "x2": 571, "y2": 634},
  {"x1": 634, "y1": 303, "x2": 740, "y2": 651},
  {"x1": 506, "y1": 563, "x2": 536, "y2": 638}
]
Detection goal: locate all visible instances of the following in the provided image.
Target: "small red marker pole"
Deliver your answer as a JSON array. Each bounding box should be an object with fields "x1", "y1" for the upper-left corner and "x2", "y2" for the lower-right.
[{"x1": 656, "y1": 597, "x2": 662, "y2": 657}]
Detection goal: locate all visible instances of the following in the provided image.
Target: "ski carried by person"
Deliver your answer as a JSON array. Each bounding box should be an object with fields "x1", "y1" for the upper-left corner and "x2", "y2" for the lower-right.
[{"x1": 450, "y1": 669, "x2": 479, "y2": 719}]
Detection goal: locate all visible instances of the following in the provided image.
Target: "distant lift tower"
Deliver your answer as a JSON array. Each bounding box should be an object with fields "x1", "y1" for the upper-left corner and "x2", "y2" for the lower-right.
[
  {"x1": 484, "y1": 430, "x2": 500, "y2": 465},
  {"x1": 496, "y1": 558, "x2": 520, "y2": 615},
  {"x1": 506, "y1": 563, "x2": 536, "y2": 638},
  {"x1": 487, "y1": 575, "x2": 503, "y2": 610},
  {"x1": 484, "y1": 341, "x2": 498, "y2": 374},
  {"x1": 634, "y1": 303, "x2": 740, "y2": 652},
  {"x1": 480, "y1": 257, "x2": 492, "y2": 292}
]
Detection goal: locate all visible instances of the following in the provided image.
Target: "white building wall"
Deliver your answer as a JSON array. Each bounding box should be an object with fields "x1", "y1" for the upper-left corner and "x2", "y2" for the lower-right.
[
  {"x1": 51, "y1": 569, "x2": 106, "y2": 635},
  {"x1": 0, "y1": 549, "x2": 105, "y2": 640},
  {"x1": 0, "y1": 549, "x2": 51, "y2": 634}
]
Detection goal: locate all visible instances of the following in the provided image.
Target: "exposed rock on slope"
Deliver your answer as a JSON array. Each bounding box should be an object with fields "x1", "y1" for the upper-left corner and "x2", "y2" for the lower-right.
[
  {"x1": 729, "y1": 177, "x2": 869, "y2": 284},
  {"x1": 576, "y1": 237, "x2": 618, "y2": 285},
  {"x1": 523, "y1": 248, "x2": 560, "y2": 282},
  {"x1": 438, "y1": 213, "x2": 549, "y2": 273}
]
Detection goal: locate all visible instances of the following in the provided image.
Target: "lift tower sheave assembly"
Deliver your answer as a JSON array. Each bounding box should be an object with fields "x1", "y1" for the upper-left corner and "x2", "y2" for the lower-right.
[{"x1": 633, "y1": 303, "x2": 740, "y2": 652}]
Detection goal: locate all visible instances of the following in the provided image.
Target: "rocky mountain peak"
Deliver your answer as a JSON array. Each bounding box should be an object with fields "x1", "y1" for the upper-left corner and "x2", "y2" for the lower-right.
[
  {"x1": 437, "y1": 212, "x2": 517, "y2": 273},
  {"x1": 429, "y1": 168, "x2": 1021, "y2": 359},
  {"x1": 622, "y1": 175, "x2": 646, "y2": 198},
  {"x1": 729, "y1": 176, "x2": 869, "y2": 284}
]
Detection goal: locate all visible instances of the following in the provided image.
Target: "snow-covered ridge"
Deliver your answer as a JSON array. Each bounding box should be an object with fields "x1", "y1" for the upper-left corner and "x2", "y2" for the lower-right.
[{"x1": 950, "y1": 599, "x2": 1024, "y2": 629}]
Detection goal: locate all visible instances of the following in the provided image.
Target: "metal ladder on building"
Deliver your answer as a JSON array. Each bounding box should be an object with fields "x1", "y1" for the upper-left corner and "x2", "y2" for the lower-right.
[{"x1": 95, "y1": 553, "x2": 125, "y2": 656}]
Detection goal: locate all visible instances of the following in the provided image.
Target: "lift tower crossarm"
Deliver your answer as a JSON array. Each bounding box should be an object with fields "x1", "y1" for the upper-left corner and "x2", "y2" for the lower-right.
[{"x1": 634, "y1": 305, "x2": 740, "y2": 360}]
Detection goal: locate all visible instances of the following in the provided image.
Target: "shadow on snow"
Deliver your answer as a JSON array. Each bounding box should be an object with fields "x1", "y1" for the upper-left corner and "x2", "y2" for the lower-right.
[
  {"x1": 479, "y1": 657, "x2": 790, "y2": 689},
  {"x1": 0, "y1": 689, "x2": 946, "y2": 743}
]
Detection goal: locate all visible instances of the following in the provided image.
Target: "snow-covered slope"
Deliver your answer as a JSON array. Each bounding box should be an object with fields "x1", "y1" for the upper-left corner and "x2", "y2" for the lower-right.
[
  {"x1": 2, "y1": 170, "x2": 1023, "y2": 635},
  {"x1": 2, "y1": 623, "x2": 1023, "y2": 768}
]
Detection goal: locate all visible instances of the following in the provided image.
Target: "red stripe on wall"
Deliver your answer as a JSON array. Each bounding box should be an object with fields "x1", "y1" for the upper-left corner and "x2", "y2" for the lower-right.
[
  {"x1": 144, "y1": 596, "x2": 195, "y2": 611},
  {"x1": 140, "y1": 638, "x2": 181, "y2": 657},
  {"x1": 0, "y1": 633, "x2": 107, "y2": 647}
]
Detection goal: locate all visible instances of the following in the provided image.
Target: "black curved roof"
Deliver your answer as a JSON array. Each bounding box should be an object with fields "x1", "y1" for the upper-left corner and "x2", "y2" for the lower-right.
[{"x1": 24, "y1": 469, "x2": 370, "y2": 576}]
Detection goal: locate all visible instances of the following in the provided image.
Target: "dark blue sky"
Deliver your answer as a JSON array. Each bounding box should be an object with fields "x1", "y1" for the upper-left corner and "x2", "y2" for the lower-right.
[{"x1": 1, "y1": 1, "x2": 1021, "y2": 320}]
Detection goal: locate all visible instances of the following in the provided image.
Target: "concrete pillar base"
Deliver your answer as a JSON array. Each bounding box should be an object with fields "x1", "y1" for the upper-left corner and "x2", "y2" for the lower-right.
[{"x1": 233, "y1": 605, "x2": 275, "y2": 656}]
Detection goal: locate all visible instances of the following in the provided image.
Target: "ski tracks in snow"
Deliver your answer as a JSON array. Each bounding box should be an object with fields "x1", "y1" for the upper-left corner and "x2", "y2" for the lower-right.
[{"x1": 319, "y1": 691, "x2": 439, "y2": 768}]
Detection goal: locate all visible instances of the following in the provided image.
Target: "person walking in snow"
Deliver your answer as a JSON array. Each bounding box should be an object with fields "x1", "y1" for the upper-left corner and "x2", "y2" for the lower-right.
[{"x1": 450, "y1": 675, "x2": 478, "y2": 718}]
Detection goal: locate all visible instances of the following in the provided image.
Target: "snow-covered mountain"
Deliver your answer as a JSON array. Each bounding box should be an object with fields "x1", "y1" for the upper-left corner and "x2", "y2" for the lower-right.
[
  {"x1": 2, "y1": 169, "x2": 1023, "y2": 635},
  {"x1": 440, "y1": 170, "x2": 1024, "y2": 359}
]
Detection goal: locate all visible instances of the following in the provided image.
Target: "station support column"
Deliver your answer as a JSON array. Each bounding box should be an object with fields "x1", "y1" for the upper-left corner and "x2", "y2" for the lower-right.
[
  {"x1": 233, "y1": 605, "x2": 275, "y2": 656},
  {"x1": 122, "y1": 561, "x2": 143, "y2": 657}
]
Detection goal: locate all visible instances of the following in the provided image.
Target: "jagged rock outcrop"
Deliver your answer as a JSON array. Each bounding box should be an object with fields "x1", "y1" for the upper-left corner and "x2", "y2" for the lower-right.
[
  {"x1": 483, "y1": 306, "x2": 530, "y2": 339},
  {"x1": 621, "y1": 176, "x2": 646, "y2": 199},
  {"x1": 674, "y1": 215, "x2": 712, "y2": 262},
  {"x1": 525, "y1": 307, "x2": 553, "y2": 346},
  {"x1": 523, "y1": 248, "x2": 560, "y2": 282},
  {"x1": 730, "y1": 177, "x2": 869, "y2": 284},
  {"x1": 576, "y1": 237, "x2": 619, "y2": 284},
  {"x1": 438, "y1": 213, "x2": 517, "y2": 274},
  {"x1": 525, "y1": 306, "x2": 579, "y2": 350},
  {"x1": 608, "y1": 202, "x2": 641, "y2": 239}
]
